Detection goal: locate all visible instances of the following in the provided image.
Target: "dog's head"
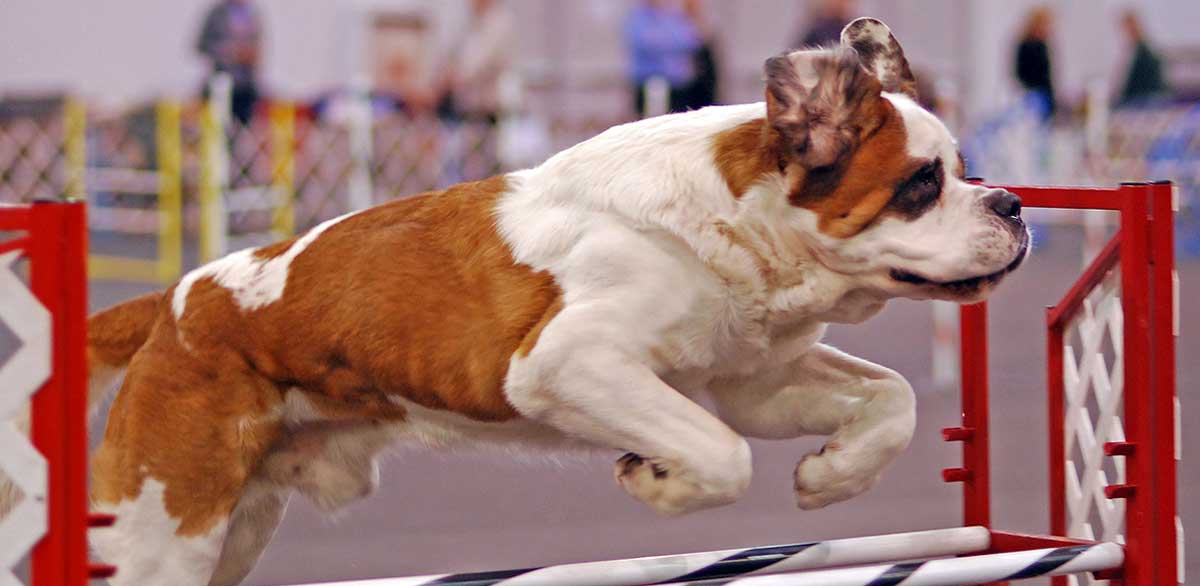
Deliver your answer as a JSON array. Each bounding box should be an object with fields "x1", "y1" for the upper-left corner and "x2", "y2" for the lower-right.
[{"x1": 754, "y1": 18, "x2": 1029, "y2": 302}]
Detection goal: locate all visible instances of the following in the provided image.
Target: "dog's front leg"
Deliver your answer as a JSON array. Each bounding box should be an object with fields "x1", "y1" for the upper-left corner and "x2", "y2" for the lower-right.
[
  {"x1": 507, "y1": 333, "x2": 751, "y2": 516},
  {"x1": 709, "y1": 343, "x2": 915, "y2": 510}
]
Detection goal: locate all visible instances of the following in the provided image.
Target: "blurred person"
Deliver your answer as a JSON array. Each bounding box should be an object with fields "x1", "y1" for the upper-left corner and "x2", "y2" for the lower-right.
[
  {"x1": 1014, "y1": 6, "x2": 1056, "y2": 119},
  {"x1": 795, "y1": 0, "x2": 855, "y2": 48},
  {"x1": 625, "y1": 0, "x2": 702, "y2": 117},
  {"x1": 674, "y1": 0, "x2": 720, "y2": 110},
  {"x1": 441, "y1": 0, "x2": 517, "y2": 123},
  {"x1": 1116, "y1": 10, "x2": 1170, "y2": 106},
  {"x1": 196, "y1": 0, "x2": 263, "y2": 124}
]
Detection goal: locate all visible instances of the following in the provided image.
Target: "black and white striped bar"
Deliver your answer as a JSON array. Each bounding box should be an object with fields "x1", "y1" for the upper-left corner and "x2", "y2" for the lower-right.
[
  {"x1": 283, "y1": 526, "x2": 989, "y2": 586},
  {"x1": 674, "y1": 542, "x2": 1122, "y2": 586}
]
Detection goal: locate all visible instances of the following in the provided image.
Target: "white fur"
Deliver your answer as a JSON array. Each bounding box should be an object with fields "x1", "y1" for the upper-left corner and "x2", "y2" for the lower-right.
[
  {"x1": 87, "y1": 67, "x2": 1027, "y2": 583},
  {"x1": 496, "y1": 97, "x2": 1024, "y2": 515},
  {"x1": 173, "y1": 211, "x2": 358, "y2": 320},
  {"x1": 803, "y1": 94, "x2": 1027, "y2": 289},
  {"x1": 91, "y1": 478, "x2": 229, "y2": 586}
]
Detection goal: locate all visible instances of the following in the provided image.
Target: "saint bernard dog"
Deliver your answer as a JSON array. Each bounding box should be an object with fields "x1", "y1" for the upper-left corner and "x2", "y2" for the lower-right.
[{"x1": 1, "y1": 18, "x2": 1029, "y2": 586}]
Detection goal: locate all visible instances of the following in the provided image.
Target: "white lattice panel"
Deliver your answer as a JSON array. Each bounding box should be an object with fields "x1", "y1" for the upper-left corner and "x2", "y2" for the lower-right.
[
  {"x1": 1062, "y1": 267, "x2": 1123, "y2": 586},
  {"x1": 0, "y1": 250, "x2": 51, "y2": 586}
]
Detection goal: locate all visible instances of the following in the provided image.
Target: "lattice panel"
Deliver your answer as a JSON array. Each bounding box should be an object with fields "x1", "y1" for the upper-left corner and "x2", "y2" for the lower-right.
[
  {"x1": 1062, "y1": 267, "x2": 1124, "y2": 586},
  {"x1": 87, "y1": 107, "x2": 162, "y2": 234},
  {"x1": 225, "y1": 118, "x2": 279, "y2": 235},
  {"x1": 0, "y1": 249, "x2": 51, "y2": 586},
  {"x1": 0, "y1": 117, "x2": 65, "y2": 204},
  {"x1": 372, "y1": 116, "x2": 500, "y2": 202},
  {"x1": 294, "y1": 121, "x2": 353, "y2": 229}
]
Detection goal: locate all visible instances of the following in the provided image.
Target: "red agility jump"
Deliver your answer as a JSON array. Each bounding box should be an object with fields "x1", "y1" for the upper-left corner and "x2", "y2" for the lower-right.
[
  {"x1": 0, "y1": 201, "x2": 111, "y2": 585},
  {"x1": 0, "y1": 183, "x2": 1181, "y2": 586}
]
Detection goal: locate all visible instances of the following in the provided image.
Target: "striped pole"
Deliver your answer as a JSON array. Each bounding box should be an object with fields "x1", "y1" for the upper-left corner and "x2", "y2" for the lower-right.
[
  {"x1": 278, "y1": 527, "x2": 989, "y2": 586},
  {"x1": 670, "y1": 543, "x2": 1123, "y2": 586}
]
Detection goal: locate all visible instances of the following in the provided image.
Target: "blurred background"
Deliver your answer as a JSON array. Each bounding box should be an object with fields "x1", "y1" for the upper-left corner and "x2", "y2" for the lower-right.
[{"x1": 0, "y1": 1, "x2": 1197, "y2": 585}]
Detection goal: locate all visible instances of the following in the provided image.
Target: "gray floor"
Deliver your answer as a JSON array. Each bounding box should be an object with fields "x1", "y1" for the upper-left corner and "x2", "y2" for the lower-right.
[{"x1": 78, "y1": 226, "x2": 1195, "y2": 586}]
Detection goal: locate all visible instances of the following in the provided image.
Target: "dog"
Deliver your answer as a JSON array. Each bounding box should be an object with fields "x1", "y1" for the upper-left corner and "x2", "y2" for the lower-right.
[{"x1": 2, "y1": 18, "x2": 1029, "y2": 586}]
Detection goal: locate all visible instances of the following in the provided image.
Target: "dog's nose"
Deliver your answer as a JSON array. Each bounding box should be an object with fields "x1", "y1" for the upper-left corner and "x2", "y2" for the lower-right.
[{"x1": 984, "y1": 189, "x2": 1022, "y2": 220}]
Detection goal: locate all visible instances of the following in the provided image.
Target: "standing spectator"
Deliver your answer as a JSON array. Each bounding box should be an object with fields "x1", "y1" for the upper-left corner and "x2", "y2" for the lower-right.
[
  {"x1": 1014, "y1": 6, "x2": 1056, "y2": 119},
  {"x1": 442, "y1": 0, "x2": 517, "y2": 124},
  {"x1": 625, "y1": 0, "x2": 702, "y2": 117},
  {"x1": 1117, "y1": 10, "x2": 1171, "y2": 106},
  {"x1": 196, "y1": 0, "x2": 263, "y2": 124},
  {"x1": 795, "y1": 0, "x2": 855, "y2": 48},
  {"x1": 674, "y1": 0, "x2": 720, "y2": 110}
]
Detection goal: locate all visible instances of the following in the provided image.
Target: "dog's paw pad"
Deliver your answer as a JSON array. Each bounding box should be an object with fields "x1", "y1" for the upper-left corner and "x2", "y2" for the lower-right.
[
  {"x1": 615, "y1": 452, "x2": 668, "y2": 481},
  {"x1": 793, "y1": 450, "x2": 878, "y2": 510}
]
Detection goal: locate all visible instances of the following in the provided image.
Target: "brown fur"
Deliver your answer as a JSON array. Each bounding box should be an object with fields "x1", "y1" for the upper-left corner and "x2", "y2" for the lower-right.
[
  {"x1": 87, "y1": 291, "x2": 163, "y2": 368},
  {"x1": 792, "y1": 99, "x2": 915, "y2": 237},
  {"x1": 712, "y1": 99, "x2": 914, "y2": 239},
  {"x1": 711, "y1": 119, "x2": 780, "y2": 198},
  {"x1": 91, "y1": 174, "x2": 564, "y2": 536}
]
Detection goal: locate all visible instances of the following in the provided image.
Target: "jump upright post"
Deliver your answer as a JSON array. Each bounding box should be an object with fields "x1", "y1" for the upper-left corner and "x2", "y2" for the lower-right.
[
  {"x1": 945, "y1": 181, "x2": 1181, "y2": 585},
  {"x1": 0, "y1": 200, "x2": 112, "y2": 586}
]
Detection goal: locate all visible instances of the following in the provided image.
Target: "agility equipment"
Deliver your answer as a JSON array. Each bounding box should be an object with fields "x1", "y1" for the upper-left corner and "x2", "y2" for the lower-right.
[
  {"x1": 0, "y1": 183, "x2": 1179, "y2": 586},
  {"x1": 197, "y1": 75, "x2": 297, "y2": 262},
  {"x1": 0, "y1": 200, "x2": 110, "y2": 585},
  {"x1": 277, "y1": 182, "x2": 1179, "y2": 586}
]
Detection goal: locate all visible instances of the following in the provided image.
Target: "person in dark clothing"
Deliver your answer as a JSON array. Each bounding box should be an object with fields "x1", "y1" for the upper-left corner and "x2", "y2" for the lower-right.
[
  {"x1": 196, "y1": 0, "x2": 263, "y2": 124},
  {"x1": 795, "y1": 0, "x2": 855, "y2": 48},
  {"x1": 1117, "y1": 10, "x2": 1170, "y2": 105},
  {"x1": 1014, "y1": 6, "x2": 1056, "y2": 119},
  {"x1": 674, "y1": 0, "x2": 719, "y2": 111}
]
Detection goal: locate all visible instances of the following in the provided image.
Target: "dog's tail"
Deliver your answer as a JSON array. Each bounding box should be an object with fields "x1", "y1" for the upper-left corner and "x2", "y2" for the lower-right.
[
  {"x1": 0, "y1": 291, "x2": 164, "y2": 517},
  {"x1": 84, "y1": 291, "x2": 165, "y2": 414}
]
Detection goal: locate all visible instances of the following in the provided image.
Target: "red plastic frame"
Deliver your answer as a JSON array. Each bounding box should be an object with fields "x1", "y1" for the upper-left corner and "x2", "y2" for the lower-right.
[
  {"x1": 945, "y1": 183, "x2": 1179, "y2": 585},
  {"x1": 1, "y1": 201, "x2": 109, "y2": 586}
]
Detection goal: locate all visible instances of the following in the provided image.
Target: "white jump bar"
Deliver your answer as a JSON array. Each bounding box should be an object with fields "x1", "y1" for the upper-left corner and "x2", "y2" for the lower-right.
[
  {"x1": 672, "y1": 542, "x2": 1123, "y2": 586},
  {"x1": 283, "y1": 526, "x2": 990, "y2": 586}
]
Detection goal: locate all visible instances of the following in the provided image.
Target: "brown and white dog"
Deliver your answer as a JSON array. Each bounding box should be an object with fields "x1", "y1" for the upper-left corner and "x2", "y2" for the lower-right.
[{"x1": 4, "y1": 19, "x2": 1029, "y2": 586}]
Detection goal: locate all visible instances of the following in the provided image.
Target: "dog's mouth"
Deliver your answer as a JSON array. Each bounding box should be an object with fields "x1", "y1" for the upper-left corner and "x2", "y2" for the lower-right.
[{"x1": 889, "y1": 238, "x2": 1029, "y2": 292}]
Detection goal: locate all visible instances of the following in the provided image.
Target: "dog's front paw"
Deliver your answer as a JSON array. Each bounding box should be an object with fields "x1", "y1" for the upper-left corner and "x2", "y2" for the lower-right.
[
  {"x1": 613, "y1": 452, "x2": 738, "y2": 517},
  {"x1": 793, "y1": 446, "x2": 881, "y2": 510}
]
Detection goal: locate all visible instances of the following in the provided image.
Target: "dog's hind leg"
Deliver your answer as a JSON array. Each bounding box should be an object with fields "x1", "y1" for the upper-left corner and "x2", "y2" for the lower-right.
[
  {"x1": 260, "y1": 421, "x2": 399, "y2": 513},
  {"x1": 207, "y1": 479, "x2": 289, "y2": 586},
  {"x1": 90, "y1": 329, "x2": 285, "y2": 586}
]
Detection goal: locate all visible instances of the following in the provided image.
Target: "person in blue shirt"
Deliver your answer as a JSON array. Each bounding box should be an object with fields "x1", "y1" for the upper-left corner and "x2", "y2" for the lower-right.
[{"x1": 625, "y1": 0, "x2": 703, "y2": 117}]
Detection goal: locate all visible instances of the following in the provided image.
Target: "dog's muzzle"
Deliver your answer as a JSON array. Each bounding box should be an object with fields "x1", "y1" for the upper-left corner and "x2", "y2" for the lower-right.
[{"x1": 890, "y1": 189, "x2": 1030, "y2": 291}]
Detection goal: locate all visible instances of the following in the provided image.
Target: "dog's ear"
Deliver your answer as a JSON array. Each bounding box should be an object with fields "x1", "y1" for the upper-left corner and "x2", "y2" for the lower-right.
[
  {"x1": 840, "y1": 17, "x2": 918, "y2": 100},
  {"x1": 764, "y1": 48, "x2": 884, "y2": 170}
]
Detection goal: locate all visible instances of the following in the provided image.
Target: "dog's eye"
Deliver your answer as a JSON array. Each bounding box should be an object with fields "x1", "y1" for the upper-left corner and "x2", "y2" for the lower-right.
[{"x1": 889, "y1": 158, "x2": 943, "y2": 219}]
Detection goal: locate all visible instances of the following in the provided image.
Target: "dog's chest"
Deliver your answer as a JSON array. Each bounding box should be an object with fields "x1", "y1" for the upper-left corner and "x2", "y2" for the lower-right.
[{"x1": 663, "y1": 314, "x2": 828, "y2": 391}]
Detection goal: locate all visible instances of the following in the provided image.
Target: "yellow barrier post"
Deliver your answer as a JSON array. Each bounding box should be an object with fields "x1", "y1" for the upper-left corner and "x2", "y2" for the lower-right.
[
  {"x1": 156, "y1": 100, "x2": 183, "y2": 283},
  {"x1": 87, "y1": 100, "x2": 187, "y2": 283},
  {"x1": 269, "y1": 101, "x2": 295, "y2": 239},
  {"x1": 199, "y1": 93, "x2": 229, "y2": 262},
  {"x1": 63, "y1": 98, "x2": 86, "y2": 201}
]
